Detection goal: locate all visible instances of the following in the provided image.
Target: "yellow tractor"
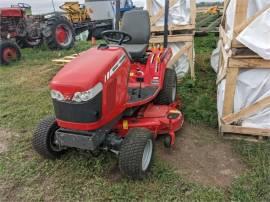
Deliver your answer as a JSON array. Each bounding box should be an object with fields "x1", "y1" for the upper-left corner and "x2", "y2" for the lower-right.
[
  {"x1": 59, "y1": 1, "x2": 114, "y2": 40},
  {"x1": 60, "y1": 2, "x2": 93, "y2": 23},
  {"x1": 206, "y1": 6, "x2": 220, "y2": 15}
]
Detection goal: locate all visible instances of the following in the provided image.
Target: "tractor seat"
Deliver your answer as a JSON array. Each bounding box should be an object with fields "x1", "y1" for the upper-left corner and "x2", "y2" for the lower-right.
[{"x1": 121, "y1": 10, "x2": 150, "y2": 59}]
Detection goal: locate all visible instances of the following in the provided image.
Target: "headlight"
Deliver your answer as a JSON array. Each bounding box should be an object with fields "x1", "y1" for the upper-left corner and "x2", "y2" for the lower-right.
[
  {"x1": 50, "y1": 90, "x2": 64, "y2": 101},
  {"x1": 72, "y1": 82, "x2": 103, "y2": 102}
]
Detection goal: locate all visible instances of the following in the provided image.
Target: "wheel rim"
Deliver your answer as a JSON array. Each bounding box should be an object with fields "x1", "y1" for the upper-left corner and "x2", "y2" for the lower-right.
[
  {"x1": 3, "y1": 47, "x2": 17, "y2": 63},
  {"x1": 49, "y1": 125, "x2": 62, "y2": 152},
  {"x1": 55, "y1": 25, "x2": 72, "y2": 46},
  {"x1": 142, "y1": 139, "x2": 153, "y2": 171}
]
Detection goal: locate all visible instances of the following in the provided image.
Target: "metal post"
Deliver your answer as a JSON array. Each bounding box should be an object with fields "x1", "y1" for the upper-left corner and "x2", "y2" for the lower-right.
[
  {"x1": 164, "y1": 0, "x2": 169, "y2": 48},
  {"x1": 115, "y1": 0, "x2": 120, "y2": 30},
  {"x1": 51, "y1": 0, "x2": 56, "y2": 12}
]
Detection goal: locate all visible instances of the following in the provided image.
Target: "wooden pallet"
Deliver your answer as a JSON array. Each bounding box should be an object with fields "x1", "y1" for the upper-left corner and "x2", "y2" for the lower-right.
[
  {"x1": 217, "y1": 0, "x2": 270, "y2": 140},
  {"x1": 52, "y1": 54, "x2": 79, "y2": 66},
  {"x1": 221, "y1": 129, "x2": 269, "y2": 142},
  {"x1": 146, "y1": 0, "x2": 196, "y2": 34},
  {"x1": 220, "y1": 0, "x2": 270, "y2": 49},
  {"x1": 146, "y1": 0, "x2": 196, "y2": 79}
]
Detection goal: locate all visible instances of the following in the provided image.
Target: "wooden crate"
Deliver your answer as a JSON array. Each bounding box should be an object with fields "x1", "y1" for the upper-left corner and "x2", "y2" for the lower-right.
[
  {"x1": 146, "y1": 0, "x2": 196, "y2": 34},
  {"x1": 146, "y1": 0, "x2": 196, "y2": 79},
  {"x1": 218, "y1": 47, "x2": 270, "y2": 140},
  {"x1": 220, "y1": 0, "x2": 270, "y2": 49},
  {"x1": 217, "y1": 0, "x2": 270, "y2": 140}
]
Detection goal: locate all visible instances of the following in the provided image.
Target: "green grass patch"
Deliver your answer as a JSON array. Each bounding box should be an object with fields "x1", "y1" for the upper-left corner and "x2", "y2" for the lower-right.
[{"x1": 178, "y1": 34, "x2": 218, "y2": 127}]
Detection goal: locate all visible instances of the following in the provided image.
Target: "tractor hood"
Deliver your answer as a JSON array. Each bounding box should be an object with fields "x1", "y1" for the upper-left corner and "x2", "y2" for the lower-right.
[{"x1": 50, "y1": 46, "x2": 127, "y2": 94}]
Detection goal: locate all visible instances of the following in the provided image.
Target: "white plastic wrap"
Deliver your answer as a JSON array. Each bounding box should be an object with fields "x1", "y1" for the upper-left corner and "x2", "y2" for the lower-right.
[
  {"x1": 247, "y1": 0, "x2": 270, "y2": 18},
  {"x1": 237, "y1": 8, "x2": 270, "y2": 60},
  {"x1": 169, "y1": 43, "x2": 190, "y2": 78},
  {"x1": 211, "y1": 40, "x2": 221, "y2": 73},
  {"x1": 211, "y1": 46, "x2": 270, "y2": 129},
  {"x1": 225, "y1": 0, "x2": 270, "y2": 40},
  {"x1": 216, "y1": 70, "x2": 270, "y2": 129},
  {"x1": 145, "y1": 0, "x2": 191, "y2": 26},
  {"x1": 211, "y1": 0, "x2": 270, "y2": 129},
  {"x1": 132, "y1": 0, "x2": 145, "y2": 7},
  {"x1": 234, "y1": 69, "x2": 270, "y2": 128}
]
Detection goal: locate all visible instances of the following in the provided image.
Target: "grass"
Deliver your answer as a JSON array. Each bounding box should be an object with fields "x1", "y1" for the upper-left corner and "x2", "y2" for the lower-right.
[
  {"x1": 179, "y1": 34, "x2": 218, "y2": 128},
  {"x1": 0, "y1": 37, "x2": 270, "y2": 201}
]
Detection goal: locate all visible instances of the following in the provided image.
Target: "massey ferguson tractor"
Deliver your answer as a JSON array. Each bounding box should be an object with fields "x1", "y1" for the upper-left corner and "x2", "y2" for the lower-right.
[{"x1": 32, "y1": 8, "x2": 184, "y2": 179}]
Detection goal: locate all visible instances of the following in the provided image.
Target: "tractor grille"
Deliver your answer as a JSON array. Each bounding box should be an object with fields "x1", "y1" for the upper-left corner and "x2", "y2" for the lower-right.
[{"x1": 52, "y1": 92, "x2": 102, "y2": 123}]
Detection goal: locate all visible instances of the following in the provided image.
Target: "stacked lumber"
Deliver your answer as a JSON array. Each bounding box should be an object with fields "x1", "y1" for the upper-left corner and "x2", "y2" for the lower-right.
[
  {"x1": 215, "y1": 0, "x2": 270, "y2": 141},
  {"x1": 146, "y1": 0, "x2": 196, "y2": 79},
  {"x1": 52, "y1": 54, "x2": 79, "y2": 66}
]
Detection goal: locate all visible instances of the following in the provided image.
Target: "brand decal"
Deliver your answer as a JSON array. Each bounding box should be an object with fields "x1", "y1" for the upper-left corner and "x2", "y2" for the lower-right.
[{"x1": 104, "y1": 54, "x2": 126, "y2": 82}]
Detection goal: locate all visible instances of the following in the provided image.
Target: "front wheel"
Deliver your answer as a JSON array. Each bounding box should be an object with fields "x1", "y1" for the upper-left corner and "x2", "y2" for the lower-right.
[
  {"x1": 119, "y1": 128, "x2": 154, "y2": 179},
  {"x1": 0, "y1": 40, "x2": 21, "y2": 65},
  {"x1": 32, "y1": 116, "x2": 65, "y2": 159}
]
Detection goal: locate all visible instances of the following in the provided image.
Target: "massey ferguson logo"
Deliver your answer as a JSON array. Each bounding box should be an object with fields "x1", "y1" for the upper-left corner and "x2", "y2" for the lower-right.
[
  {"x1": 104, "y1": 54, "x2": 126, "y2": 82},
  {"x1": 64, "y1": 95, "x2": 72, "y2": 101}
]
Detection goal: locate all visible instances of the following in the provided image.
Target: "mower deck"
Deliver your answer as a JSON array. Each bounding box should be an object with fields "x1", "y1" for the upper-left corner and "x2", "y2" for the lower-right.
[{"x1": 117, "y1": 102, "x2": 184, "y2": 145}]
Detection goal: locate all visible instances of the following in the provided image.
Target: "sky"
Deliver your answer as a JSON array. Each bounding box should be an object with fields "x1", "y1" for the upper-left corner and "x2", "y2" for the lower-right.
[{"x1": 0, "y1": 0, "x2": 223, "y2": 15}]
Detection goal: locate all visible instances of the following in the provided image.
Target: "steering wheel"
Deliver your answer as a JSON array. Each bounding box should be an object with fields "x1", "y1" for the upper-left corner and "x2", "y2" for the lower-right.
[{"x1": 101, "y1": 30, "x2": 132, "y2": 45}]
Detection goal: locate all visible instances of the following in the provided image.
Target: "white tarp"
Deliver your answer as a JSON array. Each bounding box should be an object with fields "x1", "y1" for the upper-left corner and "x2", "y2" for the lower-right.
[
  {"x1": 169, "y1": 43, "x2": 190, "y2": 78},
  {"x1": 237, "y1": 8, "x2": 270, "y2": 60},
  {"x1": 211, "y1": 43, "x2": 270, "y2": 129},
  {"x1": 145, "y1": 0, "x2": 191, "y2": 26},
  {"x1": 225, "y1": 0, "x2": 270, "y2": 40},
  {"x1": 216, "y1": 70, "x2": 270, "y2": 129},
  {"x1": 132, "y1": 0, "x2": 145, "y2": 7}
]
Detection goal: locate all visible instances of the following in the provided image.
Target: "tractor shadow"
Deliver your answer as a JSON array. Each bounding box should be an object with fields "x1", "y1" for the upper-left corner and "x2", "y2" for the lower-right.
[{"x1": 156, "y1": 122, "x2": 247, "y2": 188}]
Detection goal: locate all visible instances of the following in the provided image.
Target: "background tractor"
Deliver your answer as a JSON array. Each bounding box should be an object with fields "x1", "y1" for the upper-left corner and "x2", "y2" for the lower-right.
[
  {"x1": 0, "y1": 7, "x2": 23, "y2": 64},
  {"x1": 0, "y1": 4, "x2": 76, "y2": 50}
]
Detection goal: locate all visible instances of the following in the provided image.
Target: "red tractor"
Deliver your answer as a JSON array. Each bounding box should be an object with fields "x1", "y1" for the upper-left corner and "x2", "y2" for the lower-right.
[
  {"x1": 0, "y1": 7, "x2": 76, "y2": 61},
  {"x1": 32, "y1": 10, "x2": 184, "y2": 179},
  {"x1": 0, "y1": 6, "x2": 76, "y2": 64},
  {"x1": 0, "y1": 8, "x2": 23, "y2": 64}
]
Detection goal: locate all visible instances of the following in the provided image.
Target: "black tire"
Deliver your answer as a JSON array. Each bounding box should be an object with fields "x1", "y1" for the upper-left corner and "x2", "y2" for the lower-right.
[
  {"x1": 43, "y1": 16, "x2": 75, "y2": 50},
  {"x1": 32, "y1": 116, "x2": 65, "y2": 159},
  {"x1": 16, "y1": 36, "x2": 43, "y2": 48},
  {"x1": 119, "y1": 128, "x2": 154, "y2": 179},
  {"x1": 0, "y1": 40, "x2": 21, "y2": 65},
  {"x1": 154, "y1": 68, "x2": 177, "y2": 105}
]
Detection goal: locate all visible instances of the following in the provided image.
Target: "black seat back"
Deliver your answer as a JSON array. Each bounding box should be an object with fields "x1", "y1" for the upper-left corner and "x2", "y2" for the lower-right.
[{"x1": 121, "y1": 10, "x2": 151, "y2": 44}]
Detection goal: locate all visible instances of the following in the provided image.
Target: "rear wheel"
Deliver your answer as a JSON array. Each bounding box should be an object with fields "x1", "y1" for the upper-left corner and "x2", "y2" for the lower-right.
[
  {"x1": 119, "y1": 128, "x2": 154, "y2": 179},
  {"x1": 0, "y1": 40, "x2": 21, "y2": 65},
  {"x1": 32, "y1": 116, "x2": 65, "y2": 159},
  {"x1": 154, "y1": 68, "x2": 177, "y2": 105},
  {"x1": 43, "y1": 16, "x2": 75, "y2": 50}
]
